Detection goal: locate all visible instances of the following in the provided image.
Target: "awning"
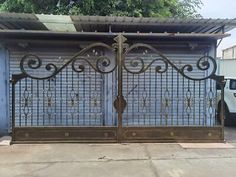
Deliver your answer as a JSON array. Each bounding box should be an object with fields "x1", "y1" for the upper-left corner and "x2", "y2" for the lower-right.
[{"x1": 0, "y1": 12, "x2": 236, "y2": 40}]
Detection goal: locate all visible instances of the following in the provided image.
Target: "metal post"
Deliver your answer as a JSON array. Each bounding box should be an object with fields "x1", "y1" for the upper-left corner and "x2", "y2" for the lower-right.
[
  {"x1": 220, "y1": 77, "x2": 225, "y2": 140},
  {"x1": 114, "y1": 34, "x2": 127, "y2": 142}
]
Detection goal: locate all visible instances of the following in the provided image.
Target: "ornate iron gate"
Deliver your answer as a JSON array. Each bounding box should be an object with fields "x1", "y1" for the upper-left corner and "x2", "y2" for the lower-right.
[{"x1": 11, "y1": 34, "x2": 225, "y2": 143}]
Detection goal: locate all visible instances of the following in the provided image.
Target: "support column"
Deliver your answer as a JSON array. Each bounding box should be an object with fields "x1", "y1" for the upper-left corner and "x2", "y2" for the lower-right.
[{"x1": 0, "y1": 45, "x2": 9, "y2": 136}]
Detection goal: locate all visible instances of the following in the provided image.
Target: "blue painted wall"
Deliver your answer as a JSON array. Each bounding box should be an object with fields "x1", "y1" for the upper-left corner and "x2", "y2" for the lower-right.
[{"x1": 0, "y1": 45, "x2": 9, "y2": 135}]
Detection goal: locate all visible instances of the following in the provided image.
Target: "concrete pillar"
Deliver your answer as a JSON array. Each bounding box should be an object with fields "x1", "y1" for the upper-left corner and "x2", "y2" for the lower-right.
[{"x1": 0, "y1": 45, "x2": 9, "y2": 136}]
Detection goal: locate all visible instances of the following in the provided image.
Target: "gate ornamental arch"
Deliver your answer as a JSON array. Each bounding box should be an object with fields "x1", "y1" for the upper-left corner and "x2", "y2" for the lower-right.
[{"x1": 11, "y1": 34, "x2": 225, "y2": 143}]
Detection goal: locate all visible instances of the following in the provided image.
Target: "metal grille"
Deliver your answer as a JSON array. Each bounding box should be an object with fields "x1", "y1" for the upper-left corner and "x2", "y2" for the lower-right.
[
  {"x1": 122, "y1": 51, "x2": 217, "y2": 127},
  {"x1": 12, "y1": 44, "x2": 117, "y2": 127},
  {"x1": 15, "y1": 70, "x2": 108, "y2": 127}
]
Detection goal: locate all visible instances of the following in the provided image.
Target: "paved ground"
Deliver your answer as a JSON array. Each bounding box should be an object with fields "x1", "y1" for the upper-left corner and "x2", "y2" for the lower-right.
[
  {"x1": 0, "y1": 127, "x2": 236, "y2": 177},
  {"x1": 225, "y1": 126, "x2": 236, "y2": 142},
  {"x1": 1, "y1": 142, "x2": 236, "y2": 177}
]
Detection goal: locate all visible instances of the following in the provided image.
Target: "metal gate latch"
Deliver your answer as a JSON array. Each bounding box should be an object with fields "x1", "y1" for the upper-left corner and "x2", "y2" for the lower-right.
[{"x1": 113, "y1": 95, "x2": 127, "y2": 113}]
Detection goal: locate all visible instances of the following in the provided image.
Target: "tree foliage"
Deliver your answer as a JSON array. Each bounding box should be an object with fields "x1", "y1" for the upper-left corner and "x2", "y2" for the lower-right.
[{"x1": 0, "y1": 0, "x2": 202, "y2": 18}]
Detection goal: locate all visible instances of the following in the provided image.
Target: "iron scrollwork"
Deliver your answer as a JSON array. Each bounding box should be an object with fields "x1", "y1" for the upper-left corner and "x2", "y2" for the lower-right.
[
  {"x1": 123, "y1": 43, "x2": 217, "y2": 81},
  {"x1": 13, "y1": 37, "x2": 219, "y2": 83},
  {"x1": 15, "y1": 43, "x2": 116, "y2": 82}
]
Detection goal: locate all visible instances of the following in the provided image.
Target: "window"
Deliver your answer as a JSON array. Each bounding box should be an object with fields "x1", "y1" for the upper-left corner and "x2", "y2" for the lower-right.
[{"x1": 230, "y1": 79, "x2": 236, "y2": 90}]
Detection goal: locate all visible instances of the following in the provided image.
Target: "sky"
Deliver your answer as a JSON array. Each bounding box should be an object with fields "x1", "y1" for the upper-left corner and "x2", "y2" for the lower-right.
[{"x1": 198, "y1": 0, "x2": 236, "y2": 57}]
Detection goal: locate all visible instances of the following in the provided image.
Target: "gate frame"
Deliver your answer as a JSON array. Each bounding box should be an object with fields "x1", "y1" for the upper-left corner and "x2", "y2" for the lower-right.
[{"x1": 10, "y1": 34, "x2": 225, "y2": 143}]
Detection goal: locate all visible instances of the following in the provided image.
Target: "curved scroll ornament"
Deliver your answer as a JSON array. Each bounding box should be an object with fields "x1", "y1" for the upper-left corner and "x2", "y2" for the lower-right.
[
  {"x1": 18, "y1": 43, "x2": 116, "y2": 80},
  {"x1": 123, "y1": 43, "x2": 217, "y2": 81},
  {"x1": 20, "y1": 54, "x2": 58, "y2": 80},
  {"x1": 72, "y1": 55, "x2": 116, "y2": 74}
]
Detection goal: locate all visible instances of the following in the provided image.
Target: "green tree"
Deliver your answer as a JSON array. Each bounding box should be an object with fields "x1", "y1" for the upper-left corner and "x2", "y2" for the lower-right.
[{"x1": 0, "y1": 0, "x2": 202, "y2": 18}]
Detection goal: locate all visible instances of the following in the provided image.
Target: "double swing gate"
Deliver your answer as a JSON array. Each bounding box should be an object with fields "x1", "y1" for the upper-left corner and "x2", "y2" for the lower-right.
[{"x1": 11, "y1": 34, "x2": 225, "y2": 143}]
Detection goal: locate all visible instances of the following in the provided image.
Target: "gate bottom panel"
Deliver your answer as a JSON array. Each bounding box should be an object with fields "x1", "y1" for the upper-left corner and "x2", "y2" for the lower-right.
[
  {"x1": 12, "y1": 127, "x2": 117, "y2": 143},
  {"x1": 12, "y1": 126, "x2": 223, "y2": 143},
  {"x1": 121, "y1": 127, "x2": 224, "y2": 143}
]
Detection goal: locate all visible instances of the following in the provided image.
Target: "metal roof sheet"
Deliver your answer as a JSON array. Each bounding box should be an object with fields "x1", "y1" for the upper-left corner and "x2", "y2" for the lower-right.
[
  {"x1": 0, "y1": 12, "x2": 236, "y2": 35},
  {"x1": 36, "y1": 14, "x2": 76, "y2": 32},
  {"x1": 0, "y1": 12, "x2": 47, "y2": 30}
]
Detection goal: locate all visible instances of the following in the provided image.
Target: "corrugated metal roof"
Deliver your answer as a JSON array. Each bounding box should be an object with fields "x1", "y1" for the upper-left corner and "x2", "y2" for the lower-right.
[
  {"x1": 0, "y1": 13, "x2": 47, "y2": 30},
  {"x1": 0, "y1": 12, "x2": 236, "y2": 34},
  {"x1": 36, "y1": 14, "x2": 76, "y2": 32}
]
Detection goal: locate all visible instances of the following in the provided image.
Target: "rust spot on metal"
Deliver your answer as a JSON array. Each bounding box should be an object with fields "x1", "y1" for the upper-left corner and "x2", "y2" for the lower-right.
[{"x1": 104, "y1": 133, "x2": 108, "y2": 137}]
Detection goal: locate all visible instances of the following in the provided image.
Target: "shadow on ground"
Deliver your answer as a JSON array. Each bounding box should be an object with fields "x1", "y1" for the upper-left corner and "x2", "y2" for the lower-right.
[
  {"x1": 224, "y1": 115, "x2": 236, "y2": 142},
  {"x1": 225, "y1": 126, "x2": 236, "y2": 142}
]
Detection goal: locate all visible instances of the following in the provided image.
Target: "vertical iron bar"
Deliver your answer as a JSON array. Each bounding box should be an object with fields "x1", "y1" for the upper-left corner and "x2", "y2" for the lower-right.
[
  {"x1": 95, "y1": 70, "x2": 97, "y2": 125},
  {"x1": 37, "y1": 80, "x2": 39, "y2": 126},
  {"x1": 89, "y1": 67, "x2": 91, "y2": 126},
  {"x1": 83, "y1": 67, "x2": 85, "y2": 125},
  {"x1": 187, "y1": 79, "x2": 190, "y2": 125},
  {"x1": 101, "y1": 74, "x2": 105, "y2": 126},
  {"x1": 182, "y1": 76, "x2": 184, "y2": 125},
  {"x1": 19, "y1": 80, "x2": 21, "y2": 127},
  {"x1": 160, "y1": 73, "x2": 163, "y2": 125},
  {"x1": 113, "y1": 71, "x2": 116, "y2": 126},
  {"x1": 60, "y1": 72, "x2": 63, "y2": 125},
  {"x1": 177, "y1": 68, "x2": 179, "y2": 125},
  {"x1": 126, "y1": 69, "x2": 128, "y2": 126},
  {"x1": 144, "y1": 67, "x2": 146, "y2": 125},
  {"x1": 54, "y1": 77, "x2": 57, "y2": 126},
  {"x1": 204, "y1": 79, "x2": 207, "y2": 125},
  {"x1": 77, "y1": 73, "x2": 79, "y2": 125},
  {"x1": 132, "y1": 73, "x2": 135, "y2": 125},
  {"x1": 193, "y1": 81, "x2": 196, "y2": 125},
  {"x1": 72, "y1": 68, "x2": 74, "y2": 125},
  {"x1": 25, "y1": 78, "x2": 27, "y2": 126},
  {"x1": 105, "y1": 72, "x2": 108, "y2": 126},
  {"x1": 199, "y1": 81, "x2": 201, "y2": 125},
  {"x1": 11, "y1": 81, "x2": 16, "y2": 142},
  {"x1": 138, "y1": 73, "x2": 140, "y2": 125},
  {"x1": 155, "y1": 69, "x2": 157, "y2": 125},
  {"x1": 171, "y1": 64, "x2": 174, "y2": 125},
  {"x1": 66, "y1": 67, "x2": 68, "y2": 126},
  {"x1": 210, "y1": 79, "x2": 212, "y2": 126},
  {"x1": 31, "y1": 79, "x2": 33, "y2": 126},
  {"x1": 48, "y1": 79, "x2": 51, "y2": 125},
  {"x1": 149, "y1": 66, "x2": 151, "y2": 125},
  {"x1": 165, "y1": 69, "x2": 168, "y2": 125},
  {"x1": 43, "y1": 80, "x2": 45, "y2": 126},
  {"x1": 105, "y1": 73, "x2": 108, "y2": 126}
]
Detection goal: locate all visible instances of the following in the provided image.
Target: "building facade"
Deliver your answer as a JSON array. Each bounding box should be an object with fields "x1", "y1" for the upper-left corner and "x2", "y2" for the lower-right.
[{"x1": 222, "y1": 45, "x2": 236, "y2": 59}]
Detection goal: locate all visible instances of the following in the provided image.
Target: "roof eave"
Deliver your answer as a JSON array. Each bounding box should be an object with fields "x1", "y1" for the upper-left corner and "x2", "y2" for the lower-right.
[{"x1": 0, "y1": 30, "x2": 230, "y2": 40}]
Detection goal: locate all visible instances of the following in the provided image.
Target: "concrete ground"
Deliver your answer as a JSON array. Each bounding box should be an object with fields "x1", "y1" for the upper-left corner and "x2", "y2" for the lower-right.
[
  {"x1": 0, "y1": 127, "x2": 236, "y2": 177},
  {"x1": 225, "y1": 126, "x2": 236, "y2": 142}
]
